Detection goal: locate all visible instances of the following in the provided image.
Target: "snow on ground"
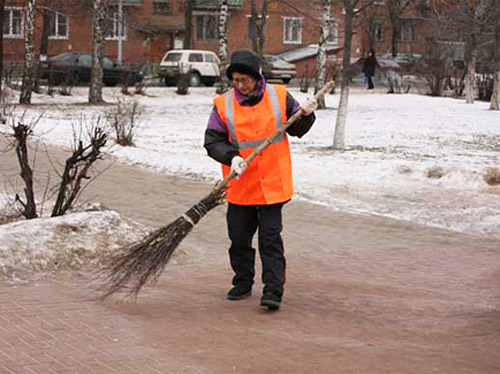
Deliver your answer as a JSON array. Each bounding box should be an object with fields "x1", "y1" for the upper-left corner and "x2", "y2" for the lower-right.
[
  {"x1": 2, "y1": 85, "x2": 500, "y2": 240},
  {"x1": 0, "y1": 205, "x2": 148, "y2": 281}
]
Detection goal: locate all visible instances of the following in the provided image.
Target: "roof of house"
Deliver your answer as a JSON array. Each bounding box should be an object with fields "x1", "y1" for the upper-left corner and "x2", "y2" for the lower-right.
[{"x1": 277, "y1": 44, "x2": 342, "y2": 63}]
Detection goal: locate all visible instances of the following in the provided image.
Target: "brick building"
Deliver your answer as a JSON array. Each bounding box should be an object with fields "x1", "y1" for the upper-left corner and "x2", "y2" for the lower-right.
[{"x1": 2, "y1": 0, "x2": 436, "y2": 71}]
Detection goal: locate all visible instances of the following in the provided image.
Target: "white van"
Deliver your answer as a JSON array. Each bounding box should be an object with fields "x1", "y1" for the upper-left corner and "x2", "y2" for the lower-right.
[{"x1": 158, "y1": 49, "x2": 221, "y2": 87}]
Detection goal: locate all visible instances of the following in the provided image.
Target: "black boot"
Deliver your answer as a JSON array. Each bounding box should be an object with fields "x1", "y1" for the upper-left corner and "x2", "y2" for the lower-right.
[
  {"x1": 260, "y1": 292, "x2": 281, "y2": 310},
  {"x1": 227, "y1": 285, "x2": 252, "y2": 300}
]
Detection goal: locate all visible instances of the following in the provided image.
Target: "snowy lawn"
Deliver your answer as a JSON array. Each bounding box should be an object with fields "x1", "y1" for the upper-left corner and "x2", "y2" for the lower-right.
[{"x1": 2, "y1": 85, "x2": 499, "y2": 239}]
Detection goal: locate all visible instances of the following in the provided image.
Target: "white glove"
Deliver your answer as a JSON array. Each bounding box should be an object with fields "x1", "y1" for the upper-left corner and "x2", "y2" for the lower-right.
[
  {"x1": 300, "y1": 98, "x2": 318, "y2": 116},
  {"x1": 231, "y1": 156, "x2": 247, "y2": 177}
]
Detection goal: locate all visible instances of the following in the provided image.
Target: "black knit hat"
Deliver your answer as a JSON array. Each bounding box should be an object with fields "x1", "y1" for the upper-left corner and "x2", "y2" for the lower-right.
[{"x1": 226, "y1": 50, "x2": 262, "y2": 81}]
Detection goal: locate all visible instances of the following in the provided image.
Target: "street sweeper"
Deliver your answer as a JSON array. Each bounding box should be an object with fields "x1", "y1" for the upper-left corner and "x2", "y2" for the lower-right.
[{"x1": 204, "y1": 50, "x2": 318, "y2": 311}]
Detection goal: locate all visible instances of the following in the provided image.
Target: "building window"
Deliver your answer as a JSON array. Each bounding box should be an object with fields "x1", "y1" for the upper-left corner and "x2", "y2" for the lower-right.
[
  {"x1": 283, "y1": 17, "x2": 302, "y2": 44},
  {"x1": 104, "y1": 11, "x2": 127, "y2": 40},
  {"x1": 3, "y1": 8, "x2": 23, "y2": 38},
  {"x1": 374, "y1": 21, "x2": 384, "y2": 42},
  {"x1": 49, "y1": 12, "x2": 69, "y2": 39},
  {"x1": 196, "y1": 14, "x2": 218, "y2": 40},
  {"x1": 327, "y1": 19, "x2": 338, "y2": 44},
  {"x1": 153, "y1": 0, "x2": 172, "y2": 15},
  {"x1": 398, "y1": 20, "x2": 416, "y2": 42}
]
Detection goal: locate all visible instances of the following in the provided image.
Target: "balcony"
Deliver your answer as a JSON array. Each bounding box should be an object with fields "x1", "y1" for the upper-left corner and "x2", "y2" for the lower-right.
[{"x1": 194, "y1": 0, "x2": 243, "y2": 9}]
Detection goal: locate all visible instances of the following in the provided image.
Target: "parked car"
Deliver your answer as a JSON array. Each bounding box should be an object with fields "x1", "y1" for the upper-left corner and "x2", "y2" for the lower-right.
[
  {"x1": 40, "y1": 52, "x2": 144, "y2": 86},
  {"x1": 262, "y1": 55, "x2": 297, "y2": 84},
  {"x1": 158, "y1": 49, "x2": 221, "y2": 87}
]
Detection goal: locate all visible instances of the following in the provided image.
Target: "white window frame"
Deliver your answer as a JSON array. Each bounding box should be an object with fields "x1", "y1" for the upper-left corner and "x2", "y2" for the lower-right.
[
  {"x1": 327, "y1": 18, "x2": 338, "y2": 45},
  {"x1": 153, "y1": 0, "x2": 173, "y2": 15},
  {"x1": 48, "y1": 11, "x2": 69, "y2": 40},
  {"x1": 398, "y1": 20, "x2": 417, "y2": 42},
  {"x1": 105, "y1": 11, "x2": 127, "y2": 41},
  {"x1": 283, "y1": 17, "x2": 302, "y2": 44},
  {"x1": 374, "y1": 21, "x2": 384, "y2": 42},
  {"x1": 3, "y1": 7, "x2": 24, "y2": 39},
  {"x1": 195, "y1": 13, "x2": 219, "y2": 40}
]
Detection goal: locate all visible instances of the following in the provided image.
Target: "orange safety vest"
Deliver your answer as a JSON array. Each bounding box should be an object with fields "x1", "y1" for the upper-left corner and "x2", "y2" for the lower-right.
[{"x1": 213, "y1": 84, "x2": 293, "y2": 205}]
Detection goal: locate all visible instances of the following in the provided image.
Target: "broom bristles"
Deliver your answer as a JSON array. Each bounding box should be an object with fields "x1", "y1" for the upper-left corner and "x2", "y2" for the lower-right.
[{"x1": 99, "y1": 188, "x2": 225, "y2": 299}]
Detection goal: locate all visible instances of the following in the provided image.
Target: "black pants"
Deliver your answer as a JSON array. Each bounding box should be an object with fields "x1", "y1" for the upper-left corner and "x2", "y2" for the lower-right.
[
  {"x1": 367, "y1": 74, "x2": 374, "y2": 89},
  {"x1": 227, "y1": 202, "x2": 286, "y2": 297}
]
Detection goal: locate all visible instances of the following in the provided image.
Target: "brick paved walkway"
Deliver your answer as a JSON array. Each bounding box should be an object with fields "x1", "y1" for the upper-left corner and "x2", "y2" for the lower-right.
[{"x1": 1, "y1": 141, "x2": 499, "y2": 373}]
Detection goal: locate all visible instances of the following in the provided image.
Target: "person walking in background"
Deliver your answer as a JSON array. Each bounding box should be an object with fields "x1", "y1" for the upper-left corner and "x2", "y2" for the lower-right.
[
  {"x1": 363, "y1": 49, "x2": 378, "y2": 90},
  {"x1": 204, "y1": 50, "x2": 317, "y2": 311}
]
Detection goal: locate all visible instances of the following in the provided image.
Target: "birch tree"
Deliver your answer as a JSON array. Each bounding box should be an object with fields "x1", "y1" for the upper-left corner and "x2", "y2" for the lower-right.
[
  {"x1": 217, "y1": 0, "x2": 230, "y2": 94},
  {"x1": 249, "y1": 0, "x2": 269, "y2": 56},
  {"x1": 315, "y1": 0, "x2": 332, "y2": 109},
  {"x1": 89, "y1": 0, "x2": 106, "y2": 104},
  {"x1": 20, "y1": 0, "x2": 36, "y2": 104},
  {"x1": 333, "y1": 0, "x2": 374, "y2": 150},
  {"x1": 489, "y1": 0, "x2": 500, "y2": 110},
  {"x1": 0, "y1": 0, "x2": 5, "y2": 96},
  {"x1": 455, "y1": 0, "x2": 487, "y2": 104}
]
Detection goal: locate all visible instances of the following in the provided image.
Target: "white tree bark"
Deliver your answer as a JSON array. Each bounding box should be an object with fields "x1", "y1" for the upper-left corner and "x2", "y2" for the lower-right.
[
  {"x1": 489, "y1": 0, "x2": 500, "y2": 110},
  {"x1": 465, "y1": 35, "x2": 477, "y2": 104},
  {"x1": 333, "y1": 1, "x2": 356, "y2": 150},
  {"x1": 89, "y1": 0, "x2": 106, "y2": 104},
  {"x1": 217, "y1": 0, "x2": 230, "y2": 94},
  {"x1": 20, "y1": 0, "x2": 36, "y2": 104},
  {"x1": 490, "y1": 71, "x2": 500, "y2": 111},
  {"x1": 315, "y1": 0, "x2": 331, "y2": 109}
]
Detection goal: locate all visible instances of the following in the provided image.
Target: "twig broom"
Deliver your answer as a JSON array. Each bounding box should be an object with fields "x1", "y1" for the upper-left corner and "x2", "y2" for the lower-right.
[{"x1": 99, "y1": 82, "x2": 334, "y2": 299}]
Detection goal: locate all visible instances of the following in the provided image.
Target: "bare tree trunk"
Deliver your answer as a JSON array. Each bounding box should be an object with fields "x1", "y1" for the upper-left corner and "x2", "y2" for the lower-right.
[
  {"x1": 217, "y1": 0, "x2": 230, "y2": 94},
  {"x1": 315, "y1": 0, "x2": 332, "y2": 109},
  {"x1": 20, "y1": 0, "x2": 36, "y2": 104},
  {"x1": 250, "y1": 0, "x2": 259, "y2": 53},
  {"x1": 0, "y1": 0, "x2": 5, "y2": 96},
  {"x1": 465, "y1": 34, "x2": 477, "y2": 104},
  {"x1": 489, "y1": 0, "x2": 500, "y2": 111},
  {"x1": 13, "y1": 124, "x2": 38, "y2": 219},
  {"x1": 333, "y1": 1, "x2": 355, "y2": 150},
  {"x1": 184, "y1": 0, "x2": 193, "y2": 49},
  {"x1": 257, "y1": 0, "x2": 268, "y2": 56},
  {"x1": 250, "y1": 0, "x2": 268, "y2": 56},
  {"x1": 89, "y1": 0, "x2": 106, "y2": 104},
  {"x1": 34, "y1": 0, "x2": 52, "y2": 92},
  {"x1": 491, "y1": 71, "x2": 500, "y2": 111}
]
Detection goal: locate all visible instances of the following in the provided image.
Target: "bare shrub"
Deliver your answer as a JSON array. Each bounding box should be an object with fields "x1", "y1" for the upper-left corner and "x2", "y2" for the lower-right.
[
  {"x1": 426, "y1": 166, "x2": 445, "y2": 179},
  {"x1": 106, "y1": 98, "x2": 143, "y2": 146},
  {"x1": 120, "y1": 69, "x2": 133, "y2": 95},
  {"x1": 384, "y1": 70, "x2": 411, "y2": 94},
  {"x1": 484, "y1": 167, "x2": 500, "y2": 186},
  {"x1": 51, "y1": 120, "x2": 108, "y2": 217},
  {"x1": 134, "y1": 79, "x2": 147, "y2": 95},
  {"x1": 59, "y1": 67, "x2": 74, "y2": 96},
  {"x1": 414, "y1": 40, "x2": 455, "y2": 97},
  {"x1": 3, "y1": 112, "x2": 44, "y2": 219}
]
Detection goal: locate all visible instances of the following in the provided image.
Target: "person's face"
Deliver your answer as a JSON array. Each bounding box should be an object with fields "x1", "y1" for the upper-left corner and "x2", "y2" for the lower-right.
[{"x1": 231, "y1": 72, "x2": 257, "y2": 95}]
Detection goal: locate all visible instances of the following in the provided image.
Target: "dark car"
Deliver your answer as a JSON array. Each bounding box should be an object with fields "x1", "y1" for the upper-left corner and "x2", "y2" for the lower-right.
[
  {"x1": 262, "y1": 55, "x2": 297, "y2": 84},
  {"x1": 40, "y1": 52, "x2": 143, "y2": 86}
]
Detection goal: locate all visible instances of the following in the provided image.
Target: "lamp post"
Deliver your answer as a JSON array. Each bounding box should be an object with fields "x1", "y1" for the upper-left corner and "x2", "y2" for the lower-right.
[{"x1": 117, "y1": 0, "x2": 123, "y2": 65}]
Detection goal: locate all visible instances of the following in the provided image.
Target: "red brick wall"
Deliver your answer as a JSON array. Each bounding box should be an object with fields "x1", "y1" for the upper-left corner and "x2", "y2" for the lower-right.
[{"x1": 2, "y1": 0, "x2": 436, "y2": 66}]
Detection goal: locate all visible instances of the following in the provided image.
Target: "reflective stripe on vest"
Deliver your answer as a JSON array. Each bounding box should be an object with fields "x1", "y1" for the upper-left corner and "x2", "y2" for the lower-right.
[{"x1": 225, "y1": 85, "x2": 284, "y2": 150}]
